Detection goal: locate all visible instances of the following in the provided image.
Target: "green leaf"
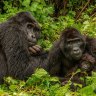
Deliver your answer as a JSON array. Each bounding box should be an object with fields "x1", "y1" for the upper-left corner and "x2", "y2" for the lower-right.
[{"x1": 22, "y1": 0, "x2": 30, "y2": 7}]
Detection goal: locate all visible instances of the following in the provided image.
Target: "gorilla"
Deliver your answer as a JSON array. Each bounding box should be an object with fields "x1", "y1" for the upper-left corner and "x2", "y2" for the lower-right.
[
  {"x1": 0, "y1": 11, "x2": 47, "y2": 83},
  {"x1": 46, "y1": 27, "x2": 96, "y2": 90},
  {"x1": 47, "y1": 27, "x2": 86, "y2": 79}
]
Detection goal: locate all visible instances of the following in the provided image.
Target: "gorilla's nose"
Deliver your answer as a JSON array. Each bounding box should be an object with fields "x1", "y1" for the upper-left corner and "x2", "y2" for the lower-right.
[
  {"x1": 31, "y1": 34, "x2": 35, "y2": 38},
  {"x1": 31, "y1": 35, "x2": 37, "y2": 43},
  {"x1": 73, "y1": 48, "x2": 80, "y2": 54}
]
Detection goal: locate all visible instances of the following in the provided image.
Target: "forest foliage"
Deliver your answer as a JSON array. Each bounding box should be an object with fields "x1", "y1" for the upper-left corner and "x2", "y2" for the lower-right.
[{"x1": 0, "y1": 0, "x2": 96, "y2": 95}]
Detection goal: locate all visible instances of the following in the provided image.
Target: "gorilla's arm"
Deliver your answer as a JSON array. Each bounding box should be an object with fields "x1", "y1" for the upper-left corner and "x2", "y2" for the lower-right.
[{"x1": 47, "y1": 40, "x2": 62, "y2": 76}]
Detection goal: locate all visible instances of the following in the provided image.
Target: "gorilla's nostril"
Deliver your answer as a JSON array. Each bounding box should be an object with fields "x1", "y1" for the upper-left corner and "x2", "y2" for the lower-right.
[
  {"x1": 76, "y1": 50, "x2": 79, "y2": 53},
  {"x1": 31, "y1": 35, "x2": 35, "y2": 38},
  {"x1": 73, "y1": 47, "x2": 80, "y2": 54}
]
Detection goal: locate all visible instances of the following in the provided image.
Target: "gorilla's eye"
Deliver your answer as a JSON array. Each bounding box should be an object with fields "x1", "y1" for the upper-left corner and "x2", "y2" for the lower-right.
[
  {"x1": 74, "y1": 39, "x2": 82, "y2": 45},
  {"x1": 27, "y1": 23, "x2": 34, "y2": 29},
  {"x1": 76, "y1": 40, "x2": 81, "y2": 44}
]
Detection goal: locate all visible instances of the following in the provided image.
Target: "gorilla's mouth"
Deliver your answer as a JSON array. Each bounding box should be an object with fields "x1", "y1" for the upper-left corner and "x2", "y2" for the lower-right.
[
  {"x1": 72, "y1": 53, "x2": 82, "y2": 60},
  {"x1": 27, "y1": 37, "x2": 37, "y2": 47},
  {"x1": 28, "y1": 41, "x2": 36, "y2": 47}
]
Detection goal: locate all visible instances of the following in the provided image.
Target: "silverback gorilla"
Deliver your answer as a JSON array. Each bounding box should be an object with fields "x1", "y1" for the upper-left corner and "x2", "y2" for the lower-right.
[
  {"x1": 47, "y1": 27, "x2": 95, "y2": 79},
  {"x1": 0, "y1": 12, "x2": 47, "y2": 83}
]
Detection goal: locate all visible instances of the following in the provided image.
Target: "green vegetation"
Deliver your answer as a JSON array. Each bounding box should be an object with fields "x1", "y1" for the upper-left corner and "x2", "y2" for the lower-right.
[
  {"x1": 1, "y1": 69, "x2": 96, "y2": 96},
  {"x1": 0, "y1": 0, "x2": 96, "y2": 95}
]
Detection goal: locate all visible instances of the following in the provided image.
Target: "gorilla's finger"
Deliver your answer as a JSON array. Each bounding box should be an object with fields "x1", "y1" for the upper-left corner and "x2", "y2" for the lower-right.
[
  {"x1": 34, "y1": 45, "x2": 42, "y2": 49},
  {"x1": 32, "y1": 45, "x2": 41, "y2": 52},
  {"x1": 29, "y1": 47, "x2": 37, "y2": 54}
]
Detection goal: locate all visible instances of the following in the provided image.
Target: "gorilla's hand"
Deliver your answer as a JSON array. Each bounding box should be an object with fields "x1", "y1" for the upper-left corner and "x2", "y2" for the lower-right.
[
  {"x1": 29, "y1": 45, "x2": 43, "y2": 55},
  {"x1": 80, "y1": 53, "x2": 95, "y2": 71},
  {"x1": 82, "y1": 53, "x2": 95, "y2": 64}
]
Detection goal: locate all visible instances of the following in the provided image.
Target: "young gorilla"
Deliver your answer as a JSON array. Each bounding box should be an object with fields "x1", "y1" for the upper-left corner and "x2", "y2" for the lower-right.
[
  {"x1": 47, "y1": 27, "x2": 86, "y2": 78},
  {"x1": 0, "y1": 12, "x2": 47, "y2": 83},
  {"x1": 47, "y1": 27, "x2": 96, "y2": 82}
]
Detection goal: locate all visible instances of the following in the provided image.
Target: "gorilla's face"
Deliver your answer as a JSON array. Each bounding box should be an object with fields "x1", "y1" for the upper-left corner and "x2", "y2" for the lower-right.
[
  {"x1": 64, "y1": 38, "x2": 85, "y2": 60},
  {"x1": 60, "y1": 28, "x2": 86, "y2": 61},
  {"x1": 25, "y1": 22, "x2": 41, "y2": 46},
  {"x1": 15, "y1": 12, "x2": 41, "y2": 47}
]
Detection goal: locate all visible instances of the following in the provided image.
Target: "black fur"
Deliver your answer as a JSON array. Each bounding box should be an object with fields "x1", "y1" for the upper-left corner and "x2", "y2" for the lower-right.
[
  {"x1": 0, "y1": 12, "x2": 47, "y2": 83},
  {"x1": 47, "y1": 27, "x2": 86, "y2": 78}
]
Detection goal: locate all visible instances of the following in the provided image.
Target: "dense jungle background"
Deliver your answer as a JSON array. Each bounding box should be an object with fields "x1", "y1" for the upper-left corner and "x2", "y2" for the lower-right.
[{"x1": 0, "y1": 0, "x2": 96, "y2": 95}]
